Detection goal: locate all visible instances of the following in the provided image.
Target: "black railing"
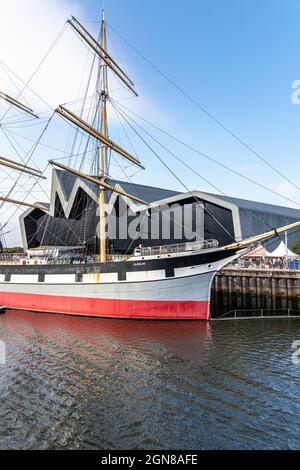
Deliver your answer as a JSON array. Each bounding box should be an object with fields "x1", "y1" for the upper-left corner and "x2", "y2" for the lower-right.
[{"x1": 212, "y1": 308, "x2": 300, "y2": 320}]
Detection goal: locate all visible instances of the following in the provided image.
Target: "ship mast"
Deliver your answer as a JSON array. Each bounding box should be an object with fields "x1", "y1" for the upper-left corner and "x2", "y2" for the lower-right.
[
  {"x1": 55, "y1": 12, "x2": 145, "y2": 258},
  {"x1": 98, "y1": 9, "x2": 108, "y2": 262}
]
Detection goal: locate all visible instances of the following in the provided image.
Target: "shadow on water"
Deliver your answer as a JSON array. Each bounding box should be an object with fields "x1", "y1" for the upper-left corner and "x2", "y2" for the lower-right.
[{"x1": 0, "y1": 310, "x2": 300, "y2": 449}]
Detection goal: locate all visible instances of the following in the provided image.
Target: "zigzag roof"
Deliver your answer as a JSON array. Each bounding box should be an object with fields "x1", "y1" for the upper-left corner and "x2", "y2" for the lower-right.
[{"x1": 50, "y1": 169, "x2": 181, "y2": 218}]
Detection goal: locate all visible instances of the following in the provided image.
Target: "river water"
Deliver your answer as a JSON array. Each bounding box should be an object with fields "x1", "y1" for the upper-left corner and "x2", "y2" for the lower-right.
[{"x1": 0, "y1": 310, "x2": 300, "y2": 450}]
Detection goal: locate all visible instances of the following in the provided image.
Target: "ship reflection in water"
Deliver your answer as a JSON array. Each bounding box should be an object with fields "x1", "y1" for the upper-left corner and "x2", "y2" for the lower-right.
[{"x1": 1, "y1": 311, "x2": 300, "y2": 449}]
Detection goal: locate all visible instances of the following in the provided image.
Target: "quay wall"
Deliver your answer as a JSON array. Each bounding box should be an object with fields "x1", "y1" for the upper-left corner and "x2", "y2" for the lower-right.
[{"x1": 211, "y1": 269, "x2": 300, "y2": 317}]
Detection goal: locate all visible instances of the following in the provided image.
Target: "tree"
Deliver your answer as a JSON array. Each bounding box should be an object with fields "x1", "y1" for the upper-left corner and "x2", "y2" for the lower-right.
[
  {"x1": 292, "y1": 240, "x2": 300, "y2": 255},
  {"x1": 2, "y1": 247, "x2": 23, "y2": 254}
]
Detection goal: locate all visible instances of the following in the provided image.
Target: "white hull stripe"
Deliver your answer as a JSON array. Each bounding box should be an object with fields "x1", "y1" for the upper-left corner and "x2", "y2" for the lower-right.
[
  {"x1": 0, "y1": 259, "x2": 228, "y2": 285},
  {"x1": 0, "y1": 271, "x2": 215, "y2": 302}
]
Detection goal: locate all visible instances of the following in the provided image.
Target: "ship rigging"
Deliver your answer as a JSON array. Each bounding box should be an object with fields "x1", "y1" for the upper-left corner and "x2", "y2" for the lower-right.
[{"x1": 0, "y1": 8, "x2": 299, "y2": 319}]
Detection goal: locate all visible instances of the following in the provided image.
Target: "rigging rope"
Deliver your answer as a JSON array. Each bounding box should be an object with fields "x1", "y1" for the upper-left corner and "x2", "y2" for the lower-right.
[
  {"x1": 110, "y1": 100, "x2": 298, "y2": 240},
  {"x1": 109, "y1": 102, "x2": 300, "y2": 245},
  {"x1": 2, "y1": 18, "x2": 299, "y2": 253},
  {"x1": 106, "y1": 22, "x2": 300, "y2": 194},
  {"x1": 110, "y1": 99, "x2": 300, "y2": 210},
  {"x1": 0, "y1": 114, "x2": 55, "y2": 241},
  {"x1": 110, "y1": 102, "x2": 235, "y2": 241},
  {"x1": 0, "y1": 23, "x2": 67, "y2": 122}
]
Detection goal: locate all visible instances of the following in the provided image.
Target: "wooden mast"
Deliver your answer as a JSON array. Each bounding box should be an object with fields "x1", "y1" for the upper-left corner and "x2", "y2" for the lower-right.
[
  {"x1": 67, "y1": 17, "x2": 138, "y2": 96},
  {"x1": 55, "y1": 9, "x2": 144, "y2": 258},
  {"x1": 56, "y1": 106, "x2": 144, "y2": 168},
  {"x1": 0, "y1": 91, "x2": 39, "y2": 119},
  {"x1": 0, "y1": 196, "x2": 49, "y2": 212},
  {"x1": 0, "y1": 158, "x2": 45, "y2": 178},
  {"x1": 99, "y1": 9, "x2": 108, "y2": 262}
]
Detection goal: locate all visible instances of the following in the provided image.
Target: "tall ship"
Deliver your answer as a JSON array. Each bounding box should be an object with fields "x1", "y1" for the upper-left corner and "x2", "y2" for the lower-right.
[{"x1": 0, "y1": 10, "x2": 299, "y2": 320}]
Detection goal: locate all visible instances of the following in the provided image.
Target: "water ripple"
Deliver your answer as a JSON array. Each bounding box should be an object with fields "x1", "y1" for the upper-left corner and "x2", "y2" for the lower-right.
[{"x1": 0, "y1": 311, "x2": 300, "y2": 449}]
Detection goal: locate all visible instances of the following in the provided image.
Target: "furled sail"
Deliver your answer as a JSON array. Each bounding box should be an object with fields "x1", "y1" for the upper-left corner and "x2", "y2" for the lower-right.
[
  {"x1": 56, "y1": 105, "x2": 144, "y2": 169},
  {"x1": 0, "y1": 156, "x2": 45, "y2": 179},
  {"x1": 67, "y1": 17, "x2": 138, "y2": 96},
  {"x1": 0, "y1": 196, "x2": 49, "y2": 212},
  {"x1": 0, "y1": 91, "x2": 39, "y2": 118}
]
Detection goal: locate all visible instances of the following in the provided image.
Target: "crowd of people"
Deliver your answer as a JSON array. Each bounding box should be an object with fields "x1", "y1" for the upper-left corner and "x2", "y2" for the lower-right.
[{"x1": 231, "y1": 256, "x2": 299, "y2": 271}]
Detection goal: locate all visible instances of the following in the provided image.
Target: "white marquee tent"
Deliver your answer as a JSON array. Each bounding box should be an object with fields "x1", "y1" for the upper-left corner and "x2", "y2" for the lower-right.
[{"x1": 266, "y1": 241, "x2": 300, "y2": 258}]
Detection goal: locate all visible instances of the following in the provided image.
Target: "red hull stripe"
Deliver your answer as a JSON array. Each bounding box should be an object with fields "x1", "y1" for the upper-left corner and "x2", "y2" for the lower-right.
[{"x1": 0, "y1": 291, "x2": 209, "y2": 320}]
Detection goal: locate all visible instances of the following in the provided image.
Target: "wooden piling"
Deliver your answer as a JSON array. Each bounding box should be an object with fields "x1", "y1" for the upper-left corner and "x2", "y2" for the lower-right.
[{"x1": 211, "y1": 269, "x2": 300, "y2": 317}]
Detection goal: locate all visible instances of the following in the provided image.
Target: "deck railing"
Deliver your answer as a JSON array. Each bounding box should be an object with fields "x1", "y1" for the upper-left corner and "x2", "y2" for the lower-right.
[{"x1": 137, "y1": 239, "x2": 218, "y2": 257}]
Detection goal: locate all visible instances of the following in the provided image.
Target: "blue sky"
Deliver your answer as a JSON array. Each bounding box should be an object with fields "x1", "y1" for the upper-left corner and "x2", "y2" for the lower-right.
[
  {"x1": 78, "y1": 0, "x2": 300, "y2": 204},
  {"x1": 1, "y1": 0, "x2": 300, "y2": 244}
]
